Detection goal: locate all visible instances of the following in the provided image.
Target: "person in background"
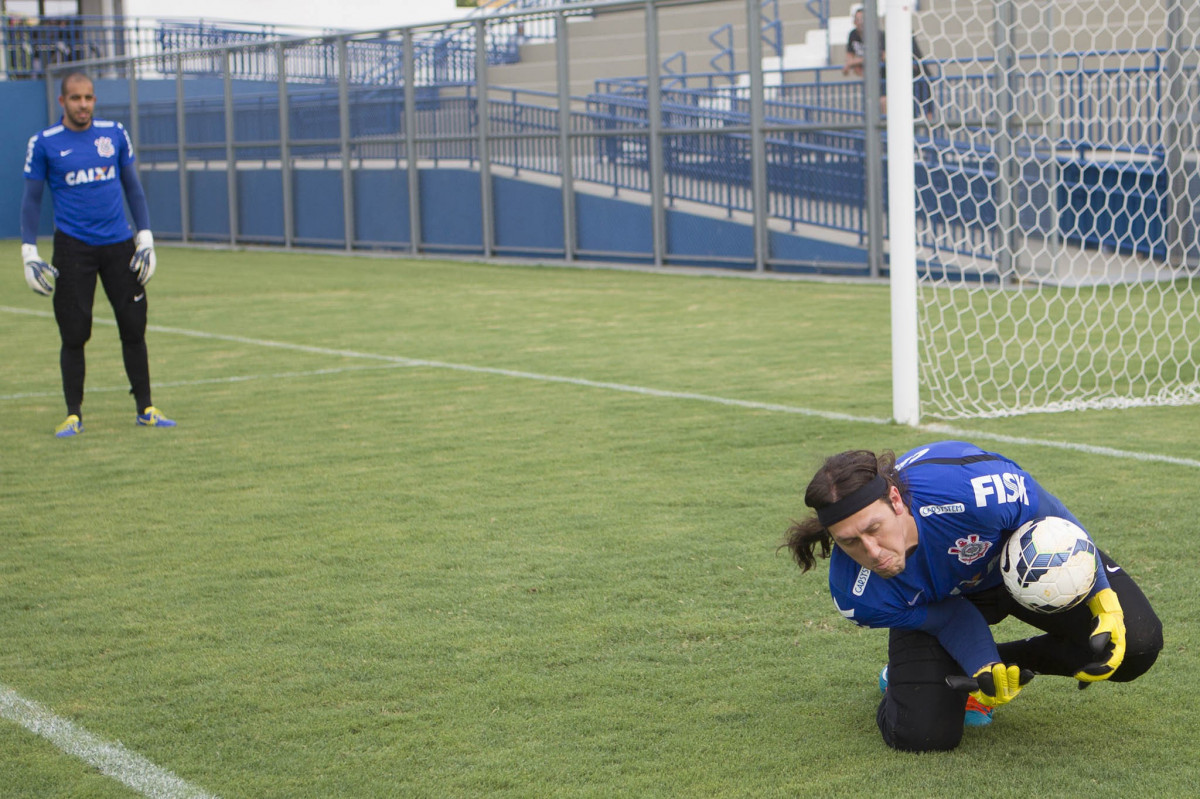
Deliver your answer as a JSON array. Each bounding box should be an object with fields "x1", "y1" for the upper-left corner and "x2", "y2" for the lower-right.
[
  {"x1": 844, "y1": 5, "x2": 935, "y2": 119},
  {"x1": 21, "y1": 71, "x2": 176, "y2": 438}
]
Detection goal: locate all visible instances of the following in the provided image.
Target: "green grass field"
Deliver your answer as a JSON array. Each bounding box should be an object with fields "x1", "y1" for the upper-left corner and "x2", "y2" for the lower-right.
[{"x1": 2, "y1": 247, "x2": 1198, "y2": 798}]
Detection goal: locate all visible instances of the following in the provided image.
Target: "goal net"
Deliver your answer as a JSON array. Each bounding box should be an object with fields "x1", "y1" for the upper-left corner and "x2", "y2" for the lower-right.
[{"x1": 902, "y1": 0, "x2": 1200, "y2": 419}]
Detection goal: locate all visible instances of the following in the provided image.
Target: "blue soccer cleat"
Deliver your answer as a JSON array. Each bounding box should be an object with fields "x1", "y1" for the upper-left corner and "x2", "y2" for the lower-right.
[
  {"x1": 136, "y1": 406, "x2": 176, "y2": 428},
  {"x1": 55, "y1": 414, "x2": 83, "y2": 438},
  {"x1": 964, "y1": 695, "x2": 994, "y2": 727}
]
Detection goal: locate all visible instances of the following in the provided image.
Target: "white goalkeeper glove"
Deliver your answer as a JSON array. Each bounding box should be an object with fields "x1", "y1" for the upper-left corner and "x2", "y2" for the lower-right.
[
  {"x1": 22, "y1": 243, "x2": 57, "y2": 297},
  {"x1": 130, "y1": 229, "x2": 156, "y2": 285}
]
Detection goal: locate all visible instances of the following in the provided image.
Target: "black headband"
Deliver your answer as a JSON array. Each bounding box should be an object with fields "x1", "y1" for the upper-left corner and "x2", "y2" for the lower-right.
[{"x1": 813, "y1": 474, "x2": 889, "y2": 528}]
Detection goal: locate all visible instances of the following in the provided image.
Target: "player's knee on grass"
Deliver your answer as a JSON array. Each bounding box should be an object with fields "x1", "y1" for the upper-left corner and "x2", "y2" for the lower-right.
[
  {"x1": 876, "y1": 694, "x2": 964, "y2": 752},
  {"x1": 880, "y1": 628, "x2": 969, "y2": 751}
]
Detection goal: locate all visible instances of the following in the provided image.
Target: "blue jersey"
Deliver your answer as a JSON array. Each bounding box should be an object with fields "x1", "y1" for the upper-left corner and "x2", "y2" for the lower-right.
[
  {"x1": 24, "y1": 117, "x2": 137, "y2": 246},
  {"x1": 828, "y1": 441, "x2": 1108, "y2": 674}
]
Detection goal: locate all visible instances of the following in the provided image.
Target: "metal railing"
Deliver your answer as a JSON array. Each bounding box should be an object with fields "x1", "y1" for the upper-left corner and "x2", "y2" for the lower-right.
[
  {"x1": 101, "y1": 41, "x2": 1195, "y2": 259},
  {"x1": 0, "y1": 14, "x2": 317, "y2": 80},
  {"x1": 0, "y1": 13, "x2": 528, "y2": 85}
]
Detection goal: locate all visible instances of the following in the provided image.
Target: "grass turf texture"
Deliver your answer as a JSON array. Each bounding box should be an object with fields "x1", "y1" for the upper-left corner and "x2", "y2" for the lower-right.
[{"x1": 2, "y1": 248, "x2": 1198, "y2": 797}]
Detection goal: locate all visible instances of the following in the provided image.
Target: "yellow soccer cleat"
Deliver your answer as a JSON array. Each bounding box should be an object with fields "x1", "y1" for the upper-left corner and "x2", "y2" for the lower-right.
[
  {"x1": 136, "y1": 406, "x2": 176, "y2": 428},
  {"x1": 55, "y1": 414, "x2": 83, "y2": 438}
]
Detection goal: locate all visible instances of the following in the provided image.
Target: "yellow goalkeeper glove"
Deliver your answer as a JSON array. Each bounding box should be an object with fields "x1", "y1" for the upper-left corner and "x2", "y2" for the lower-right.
[
  {"x1": 1074, "y1": 587, "x2": 1126, "y2": 686},
  {"x1": 969, "y1": 662, "x2": 1033, "y2": 708}
]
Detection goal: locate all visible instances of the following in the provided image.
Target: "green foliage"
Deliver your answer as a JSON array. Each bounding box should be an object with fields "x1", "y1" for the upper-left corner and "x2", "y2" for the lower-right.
[{"x1": 1, "y1": 250, "x2": 1197, "y2": 797}]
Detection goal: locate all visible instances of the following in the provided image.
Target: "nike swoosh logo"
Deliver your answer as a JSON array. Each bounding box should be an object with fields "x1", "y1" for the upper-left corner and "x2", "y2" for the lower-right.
[
  {"x1": 60, "y1": 149, "x2": 73, "y2": 156},
  {"x1": 133, "y1": 293, "x2": 145, "y2": 302},
  {"x1": 1105, "y1": 565, "x2": 1122, "y2": 574},
  {"x1": 906, "y1": 589, "x2": 925, "y2": 606}
]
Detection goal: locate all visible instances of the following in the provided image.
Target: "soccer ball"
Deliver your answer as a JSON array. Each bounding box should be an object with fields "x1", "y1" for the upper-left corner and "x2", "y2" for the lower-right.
[{"x1": 1000, "y1": 516, "x2": 1097, "y2": 613}]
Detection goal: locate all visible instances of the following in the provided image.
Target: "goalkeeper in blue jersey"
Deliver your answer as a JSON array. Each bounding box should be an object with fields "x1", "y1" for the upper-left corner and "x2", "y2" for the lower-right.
[
  {"x1": 21, "y1": 71, "x2": 175, "y2": 437},
  {"x1": 782, "y1": 440, "x2": 1162, "y2": 752}
]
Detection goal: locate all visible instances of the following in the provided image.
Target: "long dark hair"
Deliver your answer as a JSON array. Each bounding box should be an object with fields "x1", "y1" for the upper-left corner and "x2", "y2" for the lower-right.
[{"x1": 781, "y1": 449, "x2": 902, "y2": 572}]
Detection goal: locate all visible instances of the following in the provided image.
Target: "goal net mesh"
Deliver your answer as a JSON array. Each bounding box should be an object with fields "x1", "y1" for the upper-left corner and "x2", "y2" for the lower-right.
[{"x1": 909, "y1": 0, "x2": 1200, "y2": 419}]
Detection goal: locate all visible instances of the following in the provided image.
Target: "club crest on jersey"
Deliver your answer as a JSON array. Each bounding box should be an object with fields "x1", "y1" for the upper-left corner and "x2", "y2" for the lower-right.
[
  {"x1": 948, "y1": 534, "x2": 992, "y2": 565},
  {"x1": 95, "y1": 136, "x2": 115, "y2": 158}
]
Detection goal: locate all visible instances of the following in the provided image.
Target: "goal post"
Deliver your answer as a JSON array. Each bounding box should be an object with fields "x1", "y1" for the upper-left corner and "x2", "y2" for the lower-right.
[
  {"x1": 886, "y1": 0, "x2": 920, "y2": 426},
  {"x1": 891, "y1": 0, "x2": 1200, "y2": 423}
]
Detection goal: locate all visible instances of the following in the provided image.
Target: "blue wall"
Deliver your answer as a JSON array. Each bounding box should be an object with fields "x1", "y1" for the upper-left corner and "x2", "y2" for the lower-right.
[
  {"x1": 4, "y1": 79, "x2": 1192, "y2": 272},
  {"x1": 4, "y1": 81, "x2": 55, "y2": 242},
  {"x1": 2, "y1": 79, "x2": 870, "y2": 272}
]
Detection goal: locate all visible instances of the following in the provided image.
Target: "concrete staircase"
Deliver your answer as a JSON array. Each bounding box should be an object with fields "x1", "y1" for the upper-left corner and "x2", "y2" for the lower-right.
[{"x1": 486, "y1": 0, "x2": 828, "y2": 98}]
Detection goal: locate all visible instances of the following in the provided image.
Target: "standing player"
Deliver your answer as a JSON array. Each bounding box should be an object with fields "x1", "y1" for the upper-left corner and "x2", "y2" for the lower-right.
[
  {"x1": 21, "y1": 71, "x2": 175, "y2": 437},
  {"x1": 782, "y1": 440, "x2": 1162, "y2": 752}
]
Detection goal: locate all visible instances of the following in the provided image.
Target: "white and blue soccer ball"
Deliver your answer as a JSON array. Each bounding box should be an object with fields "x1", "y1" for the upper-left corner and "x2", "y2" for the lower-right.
[{"x1": 1000, "y1": 516, "x2": 1098, "y2": 613}]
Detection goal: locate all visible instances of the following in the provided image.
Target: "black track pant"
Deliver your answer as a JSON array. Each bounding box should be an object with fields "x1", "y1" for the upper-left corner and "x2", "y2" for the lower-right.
[
  {"x1": 51, "y1": 230, "x2": 151, "y2": 417},
  {"x1": 877, "y1": 549, "x2": 1162, "y2": 752}
]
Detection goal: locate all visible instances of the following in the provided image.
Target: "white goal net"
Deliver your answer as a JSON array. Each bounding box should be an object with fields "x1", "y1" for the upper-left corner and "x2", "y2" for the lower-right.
[{"x1": 902, "y1": 0, "x2": 1200, "y2": 419}]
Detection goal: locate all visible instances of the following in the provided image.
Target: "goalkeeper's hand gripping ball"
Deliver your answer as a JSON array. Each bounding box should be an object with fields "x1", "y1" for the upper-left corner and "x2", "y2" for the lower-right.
[{"x1": 1074, "y1": 587, "x2": 1126, "y2": 687}]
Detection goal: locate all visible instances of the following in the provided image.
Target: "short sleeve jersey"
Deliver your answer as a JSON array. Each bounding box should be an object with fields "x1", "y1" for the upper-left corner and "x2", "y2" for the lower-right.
[
  {"x1": 827, "y1": 441, "x2": 1099, "y2": 631},
  {"x1": 24, "y1": 118, "x2": 136, "y2": 246}
]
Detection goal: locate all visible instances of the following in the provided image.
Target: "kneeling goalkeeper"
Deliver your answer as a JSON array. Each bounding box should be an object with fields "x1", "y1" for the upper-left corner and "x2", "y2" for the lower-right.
[{"x1": 781, "y1": 440, "x2": 1162, "y2": 752}]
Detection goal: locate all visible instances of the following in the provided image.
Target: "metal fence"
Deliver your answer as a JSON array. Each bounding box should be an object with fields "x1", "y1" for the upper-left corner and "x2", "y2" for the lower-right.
[
  {"x1": 38, "y1": 0, "x2": 1200, "y2": 274},
  {"x1": 0, "y1": 14, "x2": 322, "y2": 80}
]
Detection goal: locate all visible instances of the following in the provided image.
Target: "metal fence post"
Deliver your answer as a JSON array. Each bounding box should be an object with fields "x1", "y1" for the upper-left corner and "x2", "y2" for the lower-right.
[
  {"x1": 476, "y1": 18, "x2": 495, "y2": 258},
  {"x1": 44, "y1": 69, "x2": 56, "y2": 125},
  {"x1": 1163, "y1": 0, "x2": 1193, "y2": 267},
  {"x1": 403, "y1": 27, "x2": 422, "y2": 255},
  {"x1": 746, "y1": 0, "x2": 769, "y2": 273},
  {"x1": 0, "y1": 19, "x2": 8, "y2": 82},
  {"x1": 556, "y1": 9, "x2": 577, "y2": 263},
  {"x1": 337, "y1": 35, "x2": 354, "y2": 251},
  {"x1": 645, "y1": 0, "x2": 665, "y2": 267},
  {"x1": 176, "y1": 55, "x2": 189, "y2": 244},
  {"x1": 992, "y1": 0, "x2": 1017, "y2": 278},
  {"x1": 863, "y1": 0, "x2": 884, "y2": 278},
  {"x1": 277, "y1": 41, "x2": 294, "y2": 249},
  {"x1": 127, "y1": 68, "x2": 139, "y2": 178},
  {"x1": 224, "y1": 48, "x2": 238, "y2": 247}
]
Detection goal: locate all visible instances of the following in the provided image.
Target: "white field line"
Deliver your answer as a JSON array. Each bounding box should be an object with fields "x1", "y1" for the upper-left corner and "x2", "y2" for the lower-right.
[
  {"x1": 5, "y1": 305, "x2": 1200, "y2": 470},
  {"x1": 0, "y1": 363, "x2": 415, "y2": 400},
  {"x1": 0, "y1": 683, "x2": 218, "y2": 799}
]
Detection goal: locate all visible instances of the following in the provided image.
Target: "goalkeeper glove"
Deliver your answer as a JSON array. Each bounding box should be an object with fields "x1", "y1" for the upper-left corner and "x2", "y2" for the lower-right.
[
  {"x1": 130, "y1": 229, "x2": 156, "y2": 285},
  {"x1": 22, "y1": 243, "x2": 57, "y2": 296},
  {"x1": 969, "y1": 662, "x2": 1034, "y2": 709},
  {"x1": 1074, "y1": 587, "x2": 1126, "y2": 687}
]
